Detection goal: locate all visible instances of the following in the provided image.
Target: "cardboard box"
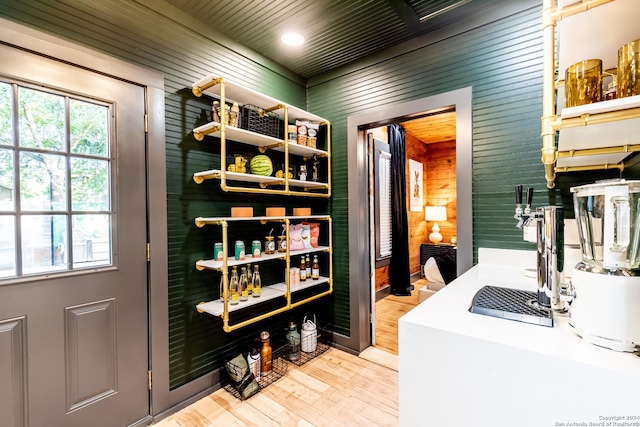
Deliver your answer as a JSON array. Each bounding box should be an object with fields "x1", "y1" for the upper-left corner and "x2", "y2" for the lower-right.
[
  {"x1": 293, "y1": 207, "x2": 311, "y2": 217},
  {"x1": 231, "y1": 207, "x2": 253, "y2": 217},
  {"x1": 265, "y1": 207, "x2": 286, "y2": 217}
]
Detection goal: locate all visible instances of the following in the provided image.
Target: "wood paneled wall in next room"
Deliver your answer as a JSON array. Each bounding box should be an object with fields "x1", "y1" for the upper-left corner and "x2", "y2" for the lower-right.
[{"x1": 406, "y1": 131, "x2": 457, "y2": 277}]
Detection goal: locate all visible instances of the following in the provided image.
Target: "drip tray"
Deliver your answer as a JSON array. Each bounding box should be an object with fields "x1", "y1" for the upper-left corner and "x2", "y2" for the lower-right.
[{"x1": 469, "y1": 285, "x2": 553, "y2": 327}]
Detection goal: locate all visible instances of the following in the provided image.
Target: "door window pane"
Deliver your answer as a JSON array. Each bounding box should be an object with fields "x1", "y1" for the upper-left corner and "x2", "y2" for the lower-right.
[
  {"x1": 72, "y1": 214, "x2": 111, "y2": 267},
  {"x1": 21, "y1": 214, "x2": 67, "y2": 275},
  {"x1": 0, "y1": 216, "x2": 16, "y2": 278},
  {"x1": 1, "y1": 79, "x2": 115, "y2": 281},
  {"x1": 18, "y1": 87, "x2": 65, "y2": 152},
  {"x1": 71, "y1": 158, "x2": 109, "y2": 211},
  {"x1": 0, "y1": 148, "x2": 14, "y2": 211},
  {"x1": 19, "y1": 152, "x2": 67, "y2": 211},
  {"x1": 70, "y1": 99, "x2": 109, "y2": 157},
  {"x1": 0, "y1": 82, "x2": 12, "y2": 146}
]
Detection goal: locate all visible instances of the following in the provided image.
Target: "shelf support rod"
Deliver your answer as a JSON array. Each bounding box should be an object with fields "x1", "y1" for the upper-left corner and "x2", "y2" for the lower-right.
[{"x1": 541, "y1": 0, "x2": 558, "y2": 188}]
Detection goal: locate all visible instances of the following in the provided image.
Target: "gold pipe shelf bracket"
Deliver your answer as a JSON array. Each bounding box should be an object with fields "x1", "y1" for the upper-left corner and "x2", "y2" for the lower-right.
[
  {"x1": 192, "y1": 76, "x2": 224, "y2": 97},
  {"x1": 259, "y1": 141, "x2": 285, "y2": 153},
  {"x1": 195, "y1": 261, "x2": 205, "y2": 272},
  {"x1": 260, "y1": 103, "x2": 286, "y2": 116},
  {"x1": 193, "y1": 125, "x2": 220, "y2": 142}
]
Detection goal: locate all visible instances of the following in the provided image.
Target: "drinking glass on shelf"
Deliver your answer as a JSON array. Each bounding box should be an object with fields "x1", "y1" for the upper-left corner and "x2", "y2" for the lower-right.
[{"x1": 565, "y1": 59, "x2": 602, "y2": 107}]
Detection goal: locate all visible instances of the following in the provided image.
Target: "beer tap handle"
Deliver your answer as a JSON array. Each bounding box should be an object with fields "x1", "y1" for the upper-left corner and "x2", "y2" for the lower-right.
[
  {"x1": 525, "y1": 187, "x2": 534, "y2": 214},
  {"x1": 515, "y1": 185, "x2": 523, "y2": 207}
]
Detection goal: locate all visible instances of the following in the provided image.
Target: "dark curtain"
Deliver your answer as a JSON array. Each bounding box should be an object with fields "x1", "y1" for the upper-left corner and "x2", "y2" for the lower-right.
[{"x1": 388, "y1": 124, "x2": 412, "y2": 296}]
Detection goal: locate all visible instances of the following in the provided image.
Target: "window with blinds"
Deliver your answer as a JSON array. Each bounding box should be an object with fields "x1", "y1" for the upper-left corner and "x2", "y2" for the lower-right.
[{"x1": 374, "y1": 138, "x2": 392, "y2": 264}]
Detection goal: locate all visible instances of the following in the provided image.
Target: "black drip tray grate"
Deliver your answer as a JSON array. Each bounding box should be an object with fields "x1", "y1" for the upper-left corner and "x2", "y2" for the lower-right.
[{"x1": 469, "y1": 285, "x2": 553, "y2": 327}]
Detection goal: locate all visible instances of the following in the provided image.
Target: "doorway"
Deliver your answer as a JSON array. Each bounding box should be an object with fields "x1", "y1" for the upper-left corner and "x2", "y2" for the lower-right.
[
  {"x1": 0, "y1": 43, "x2": 150, "y2": 426},
  {"x1": 344, "y1": 87, "x2": 473, "y2": 352},
  {"x1": 369, "y1": 110, "x2": 458, "y2": 353}
]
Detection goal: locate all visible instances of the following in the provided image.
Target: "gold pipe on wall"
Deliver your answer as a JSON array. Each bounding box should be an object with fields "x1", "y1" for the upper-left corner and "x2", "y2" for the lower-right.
[
  {"x1": 557, "y1": 144, "x2": 640, "y2": 158},
  {"x1": 556, "y1": 163, "x2": 624, "y2": 173},
  {"x1": 541, "y1": 0, "x2": 558, "y2": 189}
]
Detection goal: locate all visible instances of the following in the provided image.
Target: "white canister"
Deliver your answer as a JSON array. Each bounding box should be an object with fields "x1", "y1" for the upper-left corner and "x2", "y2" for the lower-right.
[{"x1": 300, "y1": 315, "x2": 318, "y2": 353}]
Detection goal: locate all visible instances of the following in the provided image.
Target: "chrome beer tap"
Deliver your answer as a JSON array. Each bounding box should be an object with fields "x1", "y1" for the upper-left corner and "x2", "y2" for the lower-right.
[{"x1": 514, "y1": 185, "x2": 567, "y2": 312}]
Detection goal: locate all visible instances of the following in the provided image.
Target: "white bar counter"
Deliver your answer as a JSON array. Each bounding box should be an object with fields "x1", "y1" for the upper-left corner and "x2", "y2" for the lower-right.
[{"x1": 399, "y1": 248, "x2": 640, "y2": 427}]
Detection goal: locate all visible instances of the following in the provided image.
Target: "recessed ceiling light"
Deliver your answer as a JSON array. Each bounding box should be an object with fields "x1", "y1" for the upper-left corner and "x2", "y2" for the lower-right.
[{"x1": 281, "y1": 32, "x2": 305, "y2": 47}]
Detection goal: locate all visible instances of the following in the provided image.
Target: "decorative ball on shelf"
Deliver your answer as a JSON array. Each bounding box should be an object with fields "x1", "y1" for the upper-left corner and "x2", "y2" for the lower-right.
[{"x1": 250, "y1": 155, "x2": 273, "y2": 176}]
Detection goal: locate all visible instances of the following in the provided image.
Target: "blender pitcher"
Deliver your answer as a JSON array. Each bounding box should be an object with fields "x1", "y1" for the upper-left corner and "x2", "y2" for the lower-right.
[{"x1": 572, "y1": 179, "x2": 640, "y2": 269}]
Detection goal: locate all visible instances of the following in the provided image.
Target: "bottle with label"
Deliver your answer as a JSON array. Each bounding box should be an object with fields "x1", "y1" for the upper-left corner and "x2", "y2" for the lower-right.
[
  {"x1": 300, "y1": 256, "x2": 307, "y2": 282},
  {"x1": 247, "y1": 347, "x2": 261, "y2": 381},
  {"x1": 252, "y1": 265, "x2": 261, "y2": 297},
  {"x1": 286, "y1": 321, "x2": 301, "y2": 361},
  {"x1": 260, "y1": 331, "x2": 272, "y2": 375},
  {"x1": 311, "y1": 255, "x2": 320, "y2": 280},
  {"x1": 305, "y1": 254, "x2": 311, "y2": 271},
  {"x1": 229, "y1": 102, "x2": 240, "y2": 127},
  {"x1": 229, "y1": 266, "x2": 239, "y2": 305},
  {"x1": 239, "y1": 267, "x2": 249, "y2": 301}
]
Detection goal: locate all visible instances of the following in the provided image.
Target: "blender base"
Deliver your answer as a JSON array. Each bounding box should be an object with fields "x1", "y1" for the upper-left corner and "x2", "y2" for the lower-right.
[{"x1": 569, "y1": 324, "x2": 639, "y2": 353}]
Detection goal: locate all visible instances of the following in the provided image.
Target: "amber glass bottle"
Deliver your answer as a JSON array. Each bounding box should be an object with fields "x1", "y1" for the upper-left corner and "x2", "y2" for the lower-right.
[{"x1": 260, "y1": 331, "x2": 272, "y2": 375}]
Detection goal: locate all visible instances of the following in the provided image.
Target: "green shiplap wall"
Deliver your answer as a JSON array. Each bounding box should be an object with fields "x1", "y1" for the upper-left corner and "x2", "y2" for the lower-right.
[
  {"x1": 0, "y1": 0, "x2": 317, "y2": 389},
  {"x1": 306, "y1": 2, "x2": 626, "y2": 334}
]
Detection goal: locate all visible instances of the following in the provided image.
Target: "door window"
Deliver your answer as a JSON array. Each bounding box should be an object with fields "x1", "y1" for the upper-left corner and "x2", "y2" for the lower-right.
[{"x1": 0, "y1": 79, "x2": 113, "y2": 279}]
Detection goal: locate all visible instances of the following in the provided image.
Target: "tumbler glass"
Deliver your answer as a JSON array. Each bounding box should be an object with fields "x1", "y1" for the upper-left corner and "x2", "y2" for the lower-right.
[
  {"x1": 565, "y1": 59, "x2": 602, "y2": 107},
  {"x1": 617, "y1": 39, "x2": 640, "y2": 98}
]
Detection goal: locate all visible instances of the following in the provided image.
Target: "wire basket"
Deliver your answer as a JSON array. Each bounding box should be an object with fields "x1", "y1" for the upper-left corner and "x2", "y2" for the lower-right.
[
  {"x1": 240, "y1": 104, "x2": 284, "y2": 139},
  {"x1": 285, "y1": 334, "x2": 329, "y2": 367},
  {"x1": 222, "y1": 347, "x2": 288, "y2": 400}
]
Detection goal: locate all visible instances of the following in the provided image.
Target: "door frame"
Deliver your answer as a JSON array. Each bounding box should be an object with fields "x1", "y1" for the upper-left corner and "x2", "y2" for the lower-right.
[
  {"x1": 0, "y1": 17, "x2": 169, "y2": 422},
  {"x1": 345, "y1": 87, "x2": 473, "y2": 353}
]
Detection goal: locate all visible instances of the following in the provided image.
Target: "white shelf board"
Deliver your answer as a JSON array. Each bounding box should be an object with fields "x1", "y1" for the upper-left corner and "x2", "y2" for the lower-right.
[
  {"x1": 193, "y1": 121, "x2": 328, "y2": 157},
  {"x1": 271, "y1": 276, "x2": 330, "y2": 294},
  {"x1": 193, "y1": 121, "x2": 283, "y2": 147},
  {"x1": 557, "y1": 96, "x2": 640, "y2": 168},
  {"x1": 196, "y1": 251, "x2": 287, "y2": 270},
  {"x1": 283, "y1": 143, "x2": 327, "y2": 157},
  {"x1": 192, "y1": 74, "x2": 327, "y2": 123},
  {"x1": 288, "y1": 179, "x2": 329, "y2": 189},
  {"x1": 195, "y1": 215, "x2": 330, "y2": 224},
  {"x1": 556, "y1": 152, "x2": 629, "y2": 169},
  {"x1": 193, "y1": 169, "x2": 285, "y2": 185},
  {"x1": 560, "y1": 95, "x2": 640, "y2": 119},
  {"x1": 196, "y1": 286, "x2": 285, "y2": 317}
]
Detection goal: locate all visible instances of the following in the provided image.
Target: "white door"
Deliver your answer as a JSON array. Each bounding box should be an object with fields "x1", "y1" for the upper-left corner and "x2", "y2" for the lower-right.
[{"x1": 0, "y1": 43, "x2": 149, "y2": 426}]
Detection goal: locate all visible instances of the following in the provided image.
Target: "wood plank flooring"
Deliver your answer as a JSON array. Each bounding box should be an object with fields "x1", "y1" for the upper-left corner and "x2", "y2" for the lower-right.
[
  {"x1": 374, "y1": 279, "x2": 426, "y2": 354},
  {"x1": 153, "y1": 280, "x2": 425, "y2": 426}
]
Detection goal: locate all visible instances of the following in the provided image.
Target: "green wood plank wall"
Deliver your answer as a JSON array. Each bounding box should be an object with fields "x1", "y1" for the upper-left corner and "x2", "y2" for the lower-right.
[
  {"x1": 306, "y1": 2, "x2": 627, "y2": 335},
  {"x1": 0, "y1": 0, "x2": 322, "y2": 389}
]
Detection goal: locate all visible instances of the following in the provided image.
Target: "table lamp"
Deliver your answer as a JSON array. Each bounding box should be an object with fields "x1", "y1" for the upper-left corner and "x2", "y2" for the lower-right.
[{"x1": 425, "y1": 206, "x2": 447, "y2": 244}]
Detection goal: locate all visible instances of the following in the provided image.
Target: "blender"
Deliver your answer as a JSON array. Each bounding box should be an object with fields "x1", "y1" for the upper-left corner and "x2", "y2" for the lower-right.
[{"x1": 570, "y1": 179, "x2": 640, "y2": 352}]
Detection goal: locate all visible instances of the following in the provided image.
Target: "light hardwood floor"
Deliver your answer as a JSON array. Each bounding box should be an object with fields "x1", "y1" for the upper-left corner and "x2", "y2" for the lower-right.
[
  {"x1": 153, "y1": 280, "x2": 425, "y2": 426},
  {"x1": 374, "y1": 279, "x2": 426, "y2": 355}
]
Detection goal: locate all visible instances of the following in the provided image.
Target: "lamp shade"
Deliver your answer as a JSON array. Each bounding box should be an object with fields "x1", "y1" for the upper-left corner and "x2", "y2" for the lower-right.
[{"x1": 425, "y1": 206, "x2": 447, "y2": 222}]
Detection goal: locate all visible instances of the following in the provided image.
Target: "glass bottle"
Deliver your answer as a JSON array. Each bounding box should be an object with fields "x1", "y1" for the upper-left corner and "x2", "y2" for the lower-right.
[
  {"x1": 252, "y1": 265, "x2": 261, "y2": 297},
  {"x1": 239, "y1": 266, "x2": 249, "y2": 301},
  {"x1": 219, "y1": 274, "x2": 226, "y2": 301},
  {"x1": 305, "y1": 254, "x2": 310, "y2": 271},
  {"x1": 260, "y1": 331, "x2": 272, "y2": 375},
  {"x1": 286, "y1": 321, "x2": 301, "y2": 361},
  {"x1": 311, "y1": 255, "x2": 320, "y2": 280},
  {"x1": 246, "y1": 263, "x2": 253, "y2": 295},
  {"x1": 229, "y1": 266, "x2": 239, "y2": 305},
  {"x1": 300, "y1": 256, "x2": 307, "y2": 282}
]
